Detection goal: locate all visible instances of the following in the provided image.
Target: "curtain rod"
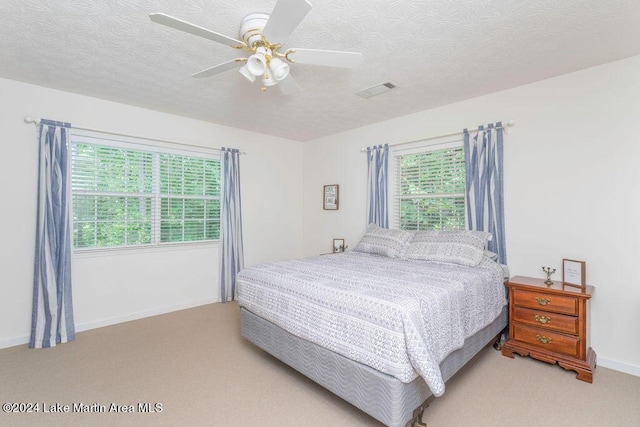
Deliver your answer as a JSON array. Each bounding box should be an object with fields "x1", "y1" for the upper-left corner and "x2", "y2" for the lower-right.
[
  {"x1": 23, "y1": 116, "x2": 247, "y2": 154},
  {"x1": 359, "y1": 120, "x2": 514, "y2": 152}
]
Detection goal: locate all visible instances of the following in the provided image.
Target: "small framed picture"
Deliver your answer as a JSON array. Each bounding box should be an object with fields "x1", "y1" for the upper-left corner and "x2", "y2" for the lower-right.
[
  {"x1": 562, "y1": 259, "x2": 586, "y2": 287},
  {"x1": 323, "y1": 184, "x2": 339, "y2": 210},
  {"x1": 333, "y1": 238, "x2": 346, "y2": 253}
]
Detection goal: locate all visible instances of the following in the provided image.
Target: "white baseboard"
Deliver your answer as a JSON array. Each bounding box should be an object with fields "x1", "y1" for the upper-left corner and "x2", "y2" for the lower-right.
[
  {"x1": 597, "y1": 356, "x2": 640, "y2": 377},
  {"x1": 0, "y1": 298, "x2": 219, "y2": 350},
  {"x1": 74, "y1": 297, "x2": 218, "y2": 333},
  {"x1": 0, "y1": 336, "x2": 32, "y2": 350}
]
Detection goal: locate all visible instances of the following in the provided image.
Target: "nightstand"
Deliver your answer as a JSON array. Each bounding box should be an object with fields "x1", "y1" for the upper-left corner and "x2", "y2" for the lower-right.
[{"x1": 501, "y1": 275, "x2": 596, "y2": 382}]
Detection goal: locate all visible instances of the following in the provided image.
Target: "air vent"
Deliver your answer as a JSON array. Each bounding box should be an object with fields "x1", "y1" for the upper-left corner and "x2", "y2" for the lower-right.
[{"x1": 356, "y1": 81, "x2": 398, "y2": 98}]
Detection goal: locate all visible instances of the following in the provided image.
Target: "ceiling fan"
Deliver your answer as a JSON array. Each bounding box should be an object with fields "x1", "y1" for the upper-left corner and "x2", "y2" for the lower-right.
[{"x1": 149, "y1": 0, "x2": 364, "y2": 94}]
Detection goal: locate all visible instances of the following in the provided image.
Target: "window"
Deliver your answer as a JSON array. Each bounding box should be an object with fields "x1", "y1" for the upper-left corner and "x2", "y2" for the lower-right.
[
  {"x1": 394, "y1": 145, "x2": 466, "y2": 230},
  {"x1": 71, "y1": 136, "x2": 220, "y2": 250}
]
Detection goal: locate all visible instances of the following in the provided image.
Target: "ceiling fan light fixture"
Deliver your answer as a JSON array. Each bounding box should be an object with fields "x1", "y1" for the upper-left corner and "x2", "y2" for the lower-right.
[
  {"x1": 239, "y1": 64, "x2": 256, "y2": 82},
  {"x1": 247, "y1": 46, "x2": 268, "y2": 76},
  {"x1": 269, "y1": 57, "x2": 290, "y2": 81}
]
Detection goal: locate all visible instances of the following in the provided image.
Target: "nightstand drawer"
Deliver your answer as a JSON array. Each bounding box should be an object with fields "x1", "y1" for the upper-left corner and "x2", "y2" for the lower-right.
[
  {"x1": 512, "y1": 289, "x2": 578, "y2": 315},
  {"x1": 513, "y1": 306, "x2": 578, "y2": 335},
  {"x1": 512, "y1": 324, "x2": 580, "y2": 358}
]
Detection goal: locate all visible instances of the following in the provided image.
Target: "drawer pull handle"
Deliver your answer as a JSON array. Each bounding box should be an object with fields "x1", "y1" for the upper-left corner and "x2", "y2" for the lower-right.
[
  {"x1": 535, "y1": 297, "x2": 551, "y2": 306},
  {"x1": 535, "y1": 315, "x2": 551, "y2": 324},
  {"x1": 536, "y1": 334, "x2": 553, "y2": 344}
]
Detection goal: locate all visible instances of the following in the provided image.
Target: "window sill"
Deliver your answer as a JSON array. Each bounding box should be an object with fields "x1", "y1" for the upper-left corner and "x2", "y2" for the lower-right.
[{"x1": 73, "y1": 240, "x2": 219, "y2": 258}]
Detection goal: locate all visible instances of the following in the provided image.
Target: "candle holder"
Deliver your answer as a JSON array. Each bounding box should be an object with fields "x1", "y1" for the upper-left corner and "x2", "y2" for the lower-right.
[{"x1": 542, "y1": 267, "x2": 556, "y2": 286}]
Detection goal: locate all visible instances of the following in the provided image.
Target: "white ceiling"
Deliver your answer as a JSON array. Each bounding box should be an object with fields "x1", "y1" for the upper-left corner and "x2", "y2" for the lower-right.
[{"x1": 1, "y1": 0, "x2": 639, "y2": 141}]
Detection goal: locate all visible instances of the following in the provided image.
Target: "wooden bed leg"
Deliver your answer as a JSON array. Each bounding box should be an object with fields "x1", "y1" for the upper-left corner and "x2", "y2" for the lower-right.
[{"x1": 409, "y1": 405, "x2": 428, "y2": 427}]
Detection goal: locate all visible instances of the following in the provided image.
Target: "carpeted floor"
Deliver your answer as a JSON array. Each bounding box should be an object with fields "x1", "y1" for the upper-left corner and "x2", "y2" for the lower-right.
[{"x1": 1, "y1": 303, "x2": 638, "y2": 427}]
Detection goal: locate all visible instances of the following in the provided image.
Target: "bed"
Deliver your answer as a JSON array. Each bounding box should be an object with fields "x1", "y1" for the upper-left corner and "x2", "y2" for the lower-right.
[{"x1": 237, "y1": 226, "x2": 508, "y2": 427}]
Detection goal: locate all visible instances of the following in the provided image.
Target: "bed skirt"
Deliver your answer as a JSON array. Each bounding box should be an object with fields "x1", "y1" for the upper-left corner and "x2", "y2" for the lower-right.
[{"x1": 240, "y1": 306, "x2": 508, "y2": 427}]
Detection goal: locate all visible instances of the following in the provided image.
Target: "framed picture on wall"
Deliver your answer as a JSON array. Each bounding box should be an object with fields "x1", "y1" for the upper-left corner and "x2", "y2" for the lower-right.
[
  {"x1": 562, "y1": 259, "x2": 586, "y2": 287},
  {"x1": 323, "y1": 184, "x2": 339, "y2": 210}
]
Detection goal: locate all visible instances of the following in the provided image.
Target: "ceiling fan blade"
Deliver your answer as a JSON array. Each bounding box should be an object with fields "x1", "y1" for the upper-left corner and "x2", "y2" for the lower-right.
[
  {"x1": 191, "y1": 59, "x2": 246, "y2": 78},
  {"x1": 286, "y1": 48, "x2": 364, "y2": 68},
  {"x1": 262, "y1": 0, "x2": 312, "y2": 44},
  {"x1": 150, "y1": 13, "x2": 243, "y2": 47},
  {"x1": 277, "y1": 74, "x2": 298, "y2": 95}
]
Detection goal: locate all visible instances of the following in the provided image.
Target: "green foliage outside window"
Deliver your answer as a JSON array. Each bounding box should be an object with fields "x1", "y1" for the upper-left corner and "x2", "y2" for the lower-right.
[
  {"x1": 72, "y1": 143, "x2": 220, "y2": 249},
  {"x1": 398, "y1": 148, "x2": 466, "y2": 230},
  {"x1": 159, "y1": 153, "x2": 221, "y2": 243}
]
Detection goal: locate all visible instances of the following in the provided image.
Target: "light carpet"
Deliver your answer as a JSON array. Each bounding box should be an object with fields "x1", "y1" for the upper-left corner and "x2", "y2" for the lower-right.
[{"x1": 1, "y1": 303, "x2": 638, "y2": 427}]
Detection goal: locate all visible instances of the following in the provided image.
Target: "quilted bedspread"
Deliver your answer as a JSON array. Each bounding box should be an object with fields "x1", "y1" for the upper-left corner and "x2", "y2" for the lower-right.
[{"x1": 236, "y1": 252, "x2": 506, "y2": 397}]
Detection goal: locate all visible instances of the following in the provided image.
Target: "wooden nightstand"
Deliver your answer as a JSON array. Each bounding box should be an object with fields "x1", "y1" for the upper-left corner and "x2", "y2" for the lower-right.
[{"x1": 501, "y1": 275, "x2": 596, "y2": 382}]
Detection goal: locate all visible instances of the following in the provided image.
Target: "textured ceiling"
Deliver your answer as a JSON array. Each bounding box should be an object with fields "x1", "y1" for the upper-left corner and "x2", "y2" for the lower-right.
[{"x1": 1, "y1": 0, "x2": 639, "y2": 141}]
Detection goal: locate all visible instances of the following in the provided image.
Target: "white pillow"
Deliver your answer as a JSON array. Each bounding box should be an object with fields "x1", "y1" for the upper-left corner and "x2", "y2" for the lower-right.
[
  {"x1": 403, "y1": 230, "x2": 491, "y2": 266},
  {"x1": 353, "y1": 224, "x2": 414, "y2": 258}
]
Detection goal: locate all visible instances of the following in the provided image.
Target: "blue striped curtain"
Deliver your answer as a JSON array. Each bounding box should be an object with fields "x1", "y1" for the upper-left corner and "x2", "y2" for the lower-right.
[
  {"x1": 219, "y1": 148, "x2": 244, "y2": 302},
  {"x1": 366, "y1": 144, "x2": 389, "y2": 228},
  {"x1": 31, "y1": 120, "x2": 76, "y2": 348},
  {"x1": 464, "y1": 123, "x2": 506, "y2": 264}
]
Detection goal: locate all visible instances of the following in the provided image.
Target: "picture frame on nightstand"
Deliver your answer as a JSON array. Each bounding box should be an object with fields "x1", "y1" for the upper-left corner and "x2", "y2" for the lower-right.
[
  {"x1": 563, "y1": 259, "x2": 586, "y2": 287},
  {"x1": 333, "y1": 238, "x2": 346, "y2": 253}
]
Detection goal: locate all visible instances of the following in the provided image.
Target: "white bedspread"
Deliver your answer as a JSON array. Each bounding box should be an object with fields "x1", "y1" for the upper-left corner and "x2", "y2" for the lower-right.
[{"x1": 236, "y1": 252, "x2": 506, "y2": 396}]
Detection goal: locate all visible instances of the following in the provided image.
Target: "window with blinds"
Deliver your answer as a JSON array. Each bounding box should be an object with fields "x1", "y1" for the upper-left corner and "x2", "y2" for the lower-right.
[
  {"x1": 71, "y1": 140, "x2": 220, "y2": 249},
  {"x1": 159, "y1": 153, "x2": 220, "y2": 243},
  {"x1": 395, "y1": 146, "x2": 466, "y2": 230}
]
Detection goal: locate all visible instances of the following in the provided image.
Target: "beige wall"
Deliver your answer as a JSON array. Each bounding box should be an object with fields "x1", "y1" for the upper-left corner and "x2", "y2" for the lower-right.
[
  {"x1": 0, "y1": 77, "x2": 304, "y2": 347},
  {"x1": 302, "y1": 55, "x2": 640, "y2": 376}
]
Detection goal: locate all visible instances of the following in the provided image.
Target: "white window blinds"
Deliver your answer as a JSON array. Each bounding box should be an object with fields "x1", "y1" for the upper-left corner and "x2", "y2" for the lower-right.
[
  {"x1": 394, "y1": 146, "x2": 466, "y2": 230},
  {"x1": 159, "y1": 153, "x2": 221, "y2": 243},
  {"x1": 71, "y1": 139, "x2": 220, "y2": 249}
]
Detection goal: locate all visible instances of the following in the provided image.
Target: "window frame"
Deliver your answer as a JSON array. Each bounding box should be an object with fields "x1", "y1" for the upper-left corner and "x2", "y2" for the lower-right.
[
  {"x1": 390, "y1": 138, "x2": 467, "y2": 230},
  {"x1": 69, "y1": 129, "x2": 221, "y2": 254}
]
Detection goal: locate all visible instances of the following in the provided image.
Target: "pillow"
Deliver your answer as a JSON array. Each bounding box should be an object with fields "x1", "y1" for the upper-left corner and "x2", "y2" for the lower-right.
[
  {"x1": 353, "y1": 224, "x2": 414, "y2": 258},
  {"x1": 484, "y1": 250, "x2": 498, "y2": 261},
  {"x1": 403, "y1": 230, "x2": 491, "y2": 266}
]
